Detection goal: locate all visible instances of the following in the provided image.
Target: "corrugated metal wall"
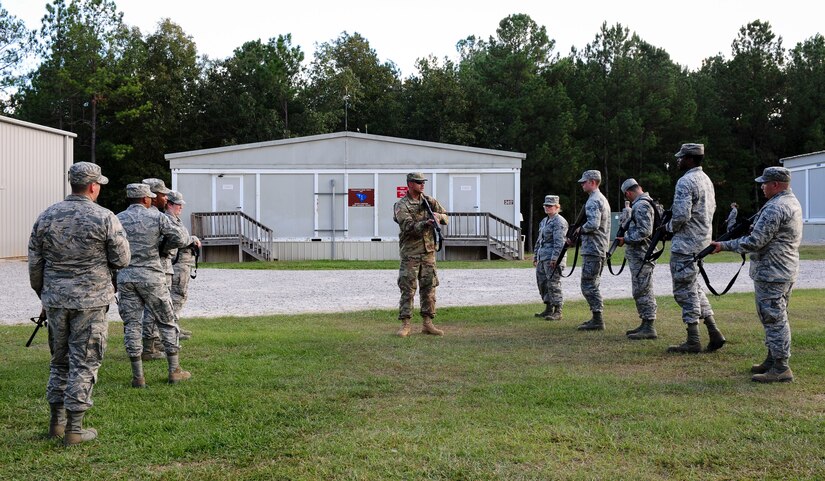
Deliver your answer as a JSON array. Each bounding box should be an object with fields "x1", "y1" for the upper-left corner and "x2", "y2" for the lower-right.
[{"x1": 1, "y1": 117, "x2": 74, "y2": 258}]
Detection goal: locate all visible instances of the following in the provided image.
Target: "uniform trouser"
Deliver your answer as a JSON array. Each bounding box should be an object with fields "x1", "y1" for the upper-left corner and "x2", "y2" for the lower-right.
[
  {"x1": 142, "y1": 273, "x2": 174, "y2": 342},
  {"x1": 627, "y1": 249, "x2": 657, "y2": 320},
  {"x1": 754, "y1": 280, "x2": 793, "y2": 359},
  {"x1": 580, "y1": 255, "x2": 604, "y2": 312},
  {"x1": 536, "y1": 259, "x2": 564, "y2": 307},
  {"x1": 118, "y1": 281, "x2": 180, "y2": 358},
  {"x1": 670, "y1": 252, "x2": 714, "y2": 324},
  {"x1": 398, "y1": 253, "x2": 439, "y2": 320},
  {"x1": 171, "y1": 264, "x2": 192, "y2": 316},
  {"x1": 45, "y1": 306, "x2": 108, "y2": 412}
]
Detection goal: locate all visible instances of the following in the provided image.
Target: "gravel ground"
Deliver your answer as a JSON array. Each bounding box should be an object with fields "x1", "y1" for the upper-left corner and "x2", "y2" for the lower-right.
[{"x1": 3, "y1": 258, "x2": 825, "y2": 325}]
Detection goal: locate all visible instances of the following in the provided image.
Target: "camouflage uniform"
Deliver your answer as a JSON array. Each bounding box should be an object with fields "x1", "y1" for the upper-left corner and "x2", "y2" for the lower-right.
[
  {"x1": 394, "y1": 192, "x2": 448, "y2": 321},
  {"x1": 623, "y1": 193, "x2": 658, "y2": 320},
  {"x1": 579, "y1": 188, "x2": 610, "y2": 313},
  {"x1": 619, "y1": 204, "x2": 632, "y2": 227},
  {"x1": 171, "y1": 237, "x2": 197, "y2": 315},
  {"x1": 720, "y1": 189, "x2": 802, "y2": 360},
  {"x1": 667, "y1": 166, "x2": 716, "y2": 324},
  {"x1": 726, "y1": 206, "x2": 738, "y2": 232},
  {"x1": 535, "y1": 213, "x2": 568, "y2": 308},
  {"x1": 117, "y1": 203, "x2": 189, "y2": 357},
  {"x1": 28, "y1": 171, "x2": 131, "y2": 413}
]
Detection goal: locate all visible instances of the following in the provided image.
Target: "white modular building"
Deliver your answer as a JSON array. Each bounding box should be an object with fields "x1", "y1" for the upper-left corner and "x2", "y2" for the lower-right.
[
  {"x1": 0, "y1": 115, "x2": 75, "y2": 258},
  {"x1": 781, "y1": 150, "x2": 825, "y2": 244},
  {"x1": 166, "y1": 132, "x2": 525, "y2": 261}
]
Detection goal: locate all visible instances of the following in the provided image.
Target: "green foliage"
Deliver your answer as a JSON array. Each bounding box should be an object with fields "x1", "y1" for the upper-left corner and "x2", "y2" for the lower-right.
[{"x1": 2, "y1": 291, "x2": 824, "y2": 479}]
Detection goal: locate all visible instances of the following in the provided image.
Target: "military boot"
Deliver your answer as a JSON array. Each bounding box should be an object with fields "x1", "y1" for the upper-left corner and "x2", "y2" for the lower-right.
[
  {"x1": 545, "y1": 306, "x2": 563, "y2": 321},
  {"x1": 667, "y1": 322, "x2": 702, "y2": 353},
  {"x1": 141, "y1": 337, "x2": 165, "y2": 361},
  {"x1": 396, "y1": 319, "x2": 412, "y2": 337},
  {"x1": 48, "y1": 403, "x2": 67, "y2": 439},
  {"x1": 750, "y1": 351, "x2": 774, "y2": 374},
  {"x1": 535, "y1": 304, "x2": 552, "y2": 318},
  {"x1": 167, "y1": 354, "x2": 192, "y2": 384},
  {"x1": 625, "y1": 320, "x2": 645, "y2": 336},
  {"x1": 421, "y1": 316, "x2": 444, "y2": 336},
  {"x1": 752, "y1": 357, "x2": 794, "y2": 383},
  {"x1": 180, "y1": 326, "x2": 193, "y2": 340},
  {"x1": 576, "y1": 311, "x2": 604, "y2": 331},
  {"x1": 129, "y1": 356, "x2": 146, "y2": 388},
  {"x1": 63, "y1": 410, "x2": 97, "y2": 446},
  {"x1": 627, "y1": 319, "x2": 658, "y2": 340},
  {"x1": 703, "y1": 316, "x2": 727, "y2": 352}
]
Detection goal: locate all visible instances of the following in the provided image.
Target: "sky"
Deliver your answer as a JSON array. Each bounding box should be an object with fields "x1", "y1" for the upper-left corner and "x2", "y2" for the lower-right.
[{"x1": 3, "y1": 0, "x2": 822, "y2": 77}]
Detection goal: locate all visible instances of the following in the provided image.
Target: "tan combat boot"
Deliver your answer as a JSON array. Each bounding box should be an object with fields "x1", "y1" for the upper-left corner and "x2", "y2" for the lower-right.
[
  {"x1": 63, "y1": 410, "x2": 97, "y2": 446},
  {"x1": 141, "y1": 337, "x2": 165, "y2": 361},
  {"x1": 396, "y1": 319, "x2": 412, "y2": 337},
  {"x1": 167, "y1": 354, "x2": 192, "y2": 384},
  {"x1": 48, "y1": 403, "x2": 67, "y2": 439},
  {"x1": 422, "y1": 316, "x2": 444, "y2": 336}
]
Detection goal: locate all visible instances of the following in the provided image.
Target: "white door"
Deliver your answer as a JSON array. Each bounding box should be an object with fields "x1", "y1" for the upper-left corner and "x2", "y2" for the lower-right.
[
  {"x1": 216, "y1": 175, "x2": 243, "y2": 212},
  {"x1": 450, "y1": 175, "x2": 481, "y2": 236}
]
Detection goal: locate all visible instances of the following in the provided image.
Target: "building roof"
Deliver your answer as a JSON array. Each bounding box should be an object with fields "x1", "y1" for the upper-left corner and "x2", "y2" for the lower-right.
[
  {"x1": 0, "y1": 115, "x2": 77, "y2": 138},
  {"x1": 166, "y1": 131, "x2": 524, "y2": 171}
]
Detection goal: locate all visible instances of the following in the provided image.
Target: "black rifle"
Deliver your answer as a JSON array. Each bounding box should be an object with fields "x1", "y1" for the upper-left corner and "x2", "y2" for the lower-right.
[
  {"x1": 554, "y1": 206, "x2": 587, "y2": 277},
  {"x1": 695, "y1": 212, "x2": 758, "y2": 296},
  {"x1": 642, "y1": 210, "x2": 673, "y2": 264},
  {"x1": 25, "y1": 308, "x2": 47, "y2": 347},
  {"x1": 605, "y1": 218, "x2": 632, "y2": 275},
  {"x1": 420, "y1": 195, "x2": 444, "y2": 252}
]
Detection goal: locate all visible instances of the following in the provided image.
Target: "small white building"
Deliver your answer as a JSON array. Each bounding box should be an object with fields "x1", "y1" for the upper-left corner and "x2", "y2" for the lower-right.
[
  {"x1": 781, "y1": 150, "x2": 825, "y2": 244},
  {"x1": 166, "y1": 132, "x2": 525, "y2": 261},
  {"x1": 0, "y1": 115, "x2": 75, "y2": 258}
]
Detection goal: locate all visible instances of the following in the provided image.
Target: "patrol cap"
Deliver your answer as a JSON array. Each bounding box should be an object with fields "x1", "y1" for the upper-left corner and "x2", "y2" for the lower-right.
[
  {"x1": 577, "y1": 170, "x2": 602, "y2": 183},
  {"x1": 68, "y1": 162, "x2": 108, "y2": 185},
  {"x1": 755, "y1": 166, "x2": 791, "y2": 183},
  {"x1": 621, "y1": 178, "x2": 639, "y2": 193},
  {"x1": 675, "y1": 143, "x2": 704, "y2": 158},
  {"x1": 126, "y1": 183, "x2": 156, "y2": 199},
  {"x1": 543, "y1": 195, "x2": 559, "y2": 206},
  {"x1": 167, "y1": 190, "x2": 186, "y2": 205},
  {"x1": 142, "y1": 178, "x2": 172, "y2": 194},
  {"x1": 406, "y1": 172, "x2": 427, "y2": 183}
]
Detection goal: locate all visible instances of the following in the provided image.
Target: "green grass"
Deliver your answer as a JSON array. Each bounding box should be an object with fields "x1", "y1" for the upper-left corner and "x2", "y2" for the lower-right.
[
  {"x1": 202, "y1": 244, "x2": 825, "y2": 270},
  {"x1": 2, "y1": 290, "x2": 824, "y2": 480}
]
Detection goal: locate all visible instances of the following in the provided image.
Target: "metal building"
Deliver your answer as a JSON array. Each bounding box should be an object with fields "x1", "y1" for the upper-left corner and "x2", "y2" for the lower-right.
[
  {"x1": 166, "y1": 132, "x2": 525, "y2": 261},
  {"x1": 781, "y1": 150, "x2": 825, "y2": 244},
  {"x1": 0, "y1": 115, "x2": 75, "y2": 258}
]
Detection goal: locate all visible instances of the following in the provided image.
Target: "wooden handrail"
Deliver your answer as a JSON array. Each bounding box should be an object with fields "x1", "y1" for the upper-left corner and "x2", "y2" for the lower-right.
[{"x1": 191, "y1": 211, "x2": 274, "y2": 261}]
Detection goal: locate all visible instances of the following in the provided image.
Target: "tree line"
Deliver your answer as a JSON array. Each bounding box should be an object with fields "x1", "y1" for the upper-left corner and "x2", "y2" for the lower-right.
[{"x1": 2, "y1": 1, "x2": 824, "y2": 246}]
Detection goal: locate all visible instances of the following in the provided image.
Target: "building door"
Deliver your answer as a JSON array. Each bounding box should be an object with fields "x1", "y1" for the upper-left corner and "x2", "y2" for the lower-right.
[
  {"x1": 450, "y1": 175, "x2": 480, "y2": 236},
  {"x1": 216, "y1": 175, "x2": 243, "y2": 212}
]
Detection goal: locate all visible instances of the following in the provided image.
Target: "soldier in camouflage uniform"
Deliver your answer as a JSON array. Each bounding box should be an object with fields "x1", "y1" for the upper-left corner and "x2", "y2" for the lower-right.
[
  {"x1": 166, "y1": 191, "x2": 201, "y2": 324},
  {"x1": 615, "y1": 179, "x2": 658, "y2": 340},
  {"x1": 711, "y1": 167, "x2": 802, "y2": 382},
  {"x1": 393, "y1": 172, "x2": 449, "y2": 337},
  {"x1": 139, "y1": 178, "x2": 190, "y2": 361},
  {"x1": 117, "y1": 183, "x2": 191, "y2": 387},
  {"x1": 28, "y1": 162, "x2": 131, "y2": 446},
  {"x1": 573, "y1": 170, "x2": 610, "y2": 331},
  {"x1": 726, "y1": 202, "x2": 739, "y2": 233},
  {"x1": 619, "y1": 201, "x2": 632, "y2": 226},
  {"x1": 665, "y1": 143, "x2": 726, "y2": 353},
  {"x1": 533, "y1": 195, "x2": 568, "y2": 320}
]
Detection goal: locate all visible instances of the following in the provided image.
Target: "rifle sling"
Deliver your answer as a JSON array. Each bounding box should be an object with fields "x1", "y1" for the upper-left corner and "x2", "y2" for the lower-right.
[
  {"x1": 605, "y1": 255, "x2": 627, "y2": 275},
  {"x1": 698, "y1": 253, "x2": 747, "y2": 296},
  {"x1": 557, "y1": 242, "x2": 581, "y2": 278}
]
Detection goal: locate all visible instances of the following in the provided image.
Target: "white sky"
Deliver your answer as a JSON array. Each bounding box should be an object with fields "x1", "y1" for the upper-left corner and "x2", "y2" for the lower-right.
[{"x1": 4, "y1": 0, "x2": 822, "y2": 77}]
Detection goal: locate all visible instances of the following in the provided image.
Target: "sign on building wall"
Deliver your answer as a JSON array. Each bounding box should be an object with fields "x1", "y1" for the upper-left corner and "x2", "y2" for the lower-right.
[
  {"x1": 396, "y1": 186, "x2": 408, "y2": 198},
  {"x1": 348, "y1": 188, "x2": 375, "y2": 207}
]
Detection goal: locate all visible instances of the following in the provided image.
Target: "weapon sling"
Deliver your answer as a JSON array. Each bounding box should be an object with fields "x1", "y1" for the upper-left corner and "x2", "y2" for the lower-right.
[
  {"x1": 555, "y1": 206, "x2": 587, "y2": 278},
  {"x1": 607, "y1": 197, "x2": 662, "y2": 276},
  {"x1": 695, "y1": 211, "x2": 759, "y2": 296}
]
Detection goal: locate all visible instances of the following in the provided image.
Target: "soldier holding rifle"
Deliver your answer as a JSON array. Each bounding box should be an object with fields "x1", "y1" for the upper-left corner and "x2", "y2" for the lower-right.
[
  {"x1": 533, "y1": 195, "x2": 568, "y2": 320},
  {"x1": 710, "y1": 167, "x2": 802, "y2": 382},
  {"x1": 572, "y1": 170, "x2": 610, "y2": 331},
  {"x1": 393, "y1": 172, "x2": 449, "y2": 337},
  {"x1": 28, "y1": 162, "x2": 131, "y2": 445},
  {"x1": 665, "y1": 143, "x2": 726, "y2": 354},
  {"x1": 615, "y1": 179, "x2": 658, "y2": 340}
]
